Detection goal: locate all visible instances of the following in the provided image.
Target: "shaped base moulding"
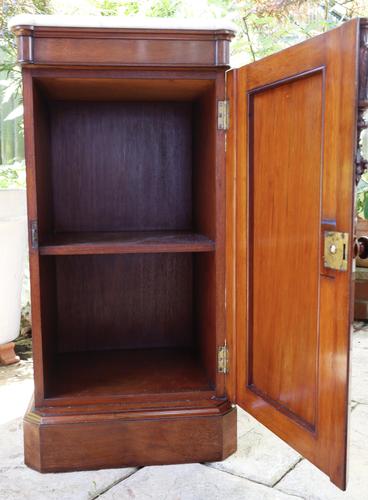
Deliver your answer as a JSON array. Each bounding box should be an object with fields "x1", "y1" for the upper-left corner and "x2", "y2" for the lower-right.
[{"x1": 23, "y1": 397, "x2": 237, "y2": 472}]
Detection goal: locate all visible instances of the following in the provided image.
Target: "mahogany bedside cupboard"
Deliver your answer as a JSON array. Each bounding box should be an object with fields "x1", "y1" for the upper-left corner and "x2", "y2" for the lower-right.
[{"x1": 10, "y1": 14, "x2": 368, "y2": 490}]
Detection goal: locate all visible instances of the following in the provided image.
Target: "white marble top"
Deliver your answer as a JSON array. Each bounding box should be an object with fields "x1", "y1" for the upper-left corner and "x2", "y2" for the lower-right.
[{"x1": 9, "y1": 14, "x2": 236, "y2": 32}]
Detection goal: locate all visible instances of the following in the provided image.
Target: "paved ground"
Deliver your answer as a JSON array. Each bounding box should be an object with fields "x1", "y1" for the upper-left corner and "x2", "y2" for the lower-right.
[{"x1": 0, "y1": 325, "x2": 367, "y2": 500}]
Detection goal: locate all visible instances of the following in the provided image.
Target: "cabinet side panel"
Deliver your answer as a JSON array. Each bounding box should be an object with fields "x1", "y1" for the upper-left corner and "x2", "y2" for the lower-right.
[
  {"x1": 225, "y1": 69, "x2": 237, "y2": 402},
  {"x1": 23, "y1": 70, "x2": 56, "y2": 403},
  {"x1": 193, "y1": 75, "x2": 226, "y2": 391}
]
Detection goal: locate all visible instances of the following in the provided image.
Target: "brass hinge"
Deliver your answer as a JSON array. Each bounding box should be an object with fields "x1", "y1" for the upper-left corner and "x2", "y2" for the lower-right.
[
  {"x1": 218, "y1": 100, "x2": 229, "y2": 130},
  {"x1": 323, "y1": 231, "x2": 349, "y2": 271},
  {"x1": 218, "y1": 344, "x2": 229, "y2": 374},
  {"x1": 30, "y1": 220, "x2": 38, "y2": 249}
]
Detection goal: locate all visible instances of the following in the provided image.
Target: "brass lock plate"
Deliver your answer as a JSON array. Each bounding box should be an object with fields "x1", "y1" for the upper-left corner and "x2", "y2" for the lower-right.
[{"x1": 323, "y1": 231, "x2": 349, "y2": 271}]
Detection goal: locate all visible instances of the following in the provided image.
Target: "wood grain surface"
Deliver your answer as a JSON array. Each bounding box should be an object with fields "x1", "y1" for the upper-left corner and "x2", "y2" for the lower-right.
[
  {"x1": 233, "y1": 19, "x2": 360, "y2": 489},
  {"x1": 249, "y1": 71, "x2": 323, "y2": 430},
  {"x1": 50, "y1": 101, "x2": 193, "y2": 232},
  {"x1": 18, "y1": 23, "x2": 231, "y2": 474},
  {"x1": 12, "y1": 25, "x2": 234, "y2": 68},
  {"x1": 39, "y1": 231, "x2": 215, "y2": 255},
  {"x1": 23, "y1": 399, "x2": 236, "y2": 472},
  {"x1": 54, "y1": 253, "x2": 194, "y2": 352},
  {"x1": 47, "y1": 348, "x2": 213, "y2": 401}
]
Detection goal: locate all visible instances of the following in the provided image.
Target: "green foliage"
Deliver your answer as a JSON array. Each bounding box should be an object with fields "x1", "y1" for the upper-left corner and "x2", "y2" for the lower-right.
[
  {"x1": 0, "y1": 1, "x2": 53, "y2": 111},
  {"x1": 1, "y1": 0, "x2": 368, "y2": 190},
  {"x1": 229, "y1": 0, "x2": 368, "y2": 64},
  {"x1": 0, "y1": 161, "x2": 26, "y2": 189},
  {"x1": 93, "y1": 0, "x2": 180, "y2": 17},
  {"x1": 118, "y1": 1, "x2": 141, "y2": 16},
  {"x1": 146, "y1": 0, "x2": 181, "y2": 18},
  {"x1": 94, "y1": 0, "x2": 121, "y2": 16},
  {"x1": 1, "y1": 1, "x2": 53, "y2": 67},
  {"x1": 0, "y1": 1, "x2": 52, "y2": 187},
  {"x1": 357, "y1": 173, "x2": 368, "y2": 220}
]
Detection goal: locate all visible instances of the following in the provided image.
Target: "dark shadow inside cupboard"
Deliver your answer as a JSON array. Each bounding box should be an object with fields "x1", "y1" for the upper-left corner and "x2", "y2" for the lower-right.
[{"x1": 32, "y1": 76, "x2": 220, "y2": 402}]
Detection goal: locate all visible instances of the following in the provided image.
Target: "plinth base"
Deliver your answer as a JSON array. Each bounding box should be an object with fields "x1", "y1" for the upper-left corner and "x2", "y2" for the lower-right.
[{"x1": 24, "y1": 397, "x2": 237, "y2": 472}]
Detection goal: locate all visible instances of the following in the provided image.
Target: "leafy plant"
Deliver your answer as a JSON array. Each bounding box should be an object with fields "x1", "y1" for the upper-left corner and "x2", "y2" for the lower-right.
[
  {"x1": 1, "y1": 0, "x2": 368, "y2": 190},
  {"x1": 0, "y1": 1, "x2": 52, "y2": 188},
  {"x1": 0, "y1": 1, "x2": 53, "y2": 105},
  {"x1": 0, "y1": 161, "x2": 26, "y2": 188},
  {"x1": 357, "y1": 172, "x2": 368, "y2": 219}
]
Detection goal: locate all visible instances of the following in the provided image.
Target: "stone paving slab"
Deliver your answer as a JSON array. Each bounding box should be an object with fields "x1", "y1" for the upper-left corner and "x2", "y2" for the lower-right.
[
  {"x1": 0, "y1": 465, "x2": 137, "y2": 500},
  {"x1": 351, "y1": 330, "x2": 368, "y2": 404},
  {"x1": 0, "y1": 359, "x2": 33, "y2": 385},
  {"x1": 275, "y1": 404, "x2": 368, "y2": 500},
  {"x1": 351, "y1": 349, "x2": 368, "y2": 405},
  {"x1": 0, "y1": 360, "x2": 137, "y2": 500},
  {"x1": 0, "y1": 330, "x2": 367, "y2": 499},
  {"x1": 352, "y1": 329, "x2": 368, "y2": 349},
  {"x1": 207, "y1": 410, "x2": 301, "y2": 487},
  {"x1": 0, "y1": 361, "x2": 33, "y2": 425},
  {"x1": 0, "y1": 418, "x2": 24, "y2": 468},
  {"x1": 99, "y1": 463, "x2": 302, "y2": 500},
  {"x1": 237, "y1": 405, "x2": 257, "y2": 437}
]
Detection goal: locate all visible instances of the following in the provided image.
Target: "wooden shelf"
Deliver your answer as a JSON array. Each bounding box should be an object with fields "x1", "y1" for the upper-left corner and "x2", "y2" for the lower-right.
[
  {"x1": 46, "y1": 348, "x2": 213, "y2": 401},
  {"x1": 39, "y1": 231, "x2": 215, "y2": 255}
]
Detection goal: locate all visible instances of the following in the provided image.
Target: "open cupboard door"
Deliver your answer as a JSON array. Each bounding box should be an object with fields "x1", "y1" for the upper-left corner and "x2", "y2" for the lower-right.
[{"x1": 231, "y1": 19, "x2": 361, "y2": 490}]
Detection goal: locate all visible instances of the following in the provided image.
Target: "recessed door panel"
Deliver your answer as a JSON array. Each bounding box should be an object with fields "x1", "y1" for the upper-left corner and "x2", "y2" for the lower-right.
[{"x1": 250, "y1": 71, "x2": 323, "y2": 431}]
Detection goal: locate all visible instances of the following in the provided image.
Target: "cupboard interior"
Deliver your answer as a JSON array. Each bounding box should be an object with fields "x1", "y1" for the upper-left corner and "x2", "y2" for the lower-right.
[{"x1": 32, "y1": 76, "x2": 219, "y2": 402}]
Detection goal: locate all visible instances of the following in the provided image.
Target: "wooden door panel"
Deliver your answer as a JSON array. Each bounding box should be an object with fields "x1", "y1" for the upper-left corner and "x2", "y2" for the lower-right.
[
  {"x1": 233, "y1": 19, "x2": 360, "y2": 489},
  {"x1": 250, "y1": 70, "x2": 323, "y2": 431}
]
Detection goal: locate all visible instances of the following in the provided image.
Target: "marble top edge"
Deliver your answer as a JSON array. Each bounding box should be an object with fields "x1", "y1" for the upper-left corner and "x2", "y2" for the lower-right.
[{"x1": 9, "y1": 14, "x2": 237, "y2": 33}]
